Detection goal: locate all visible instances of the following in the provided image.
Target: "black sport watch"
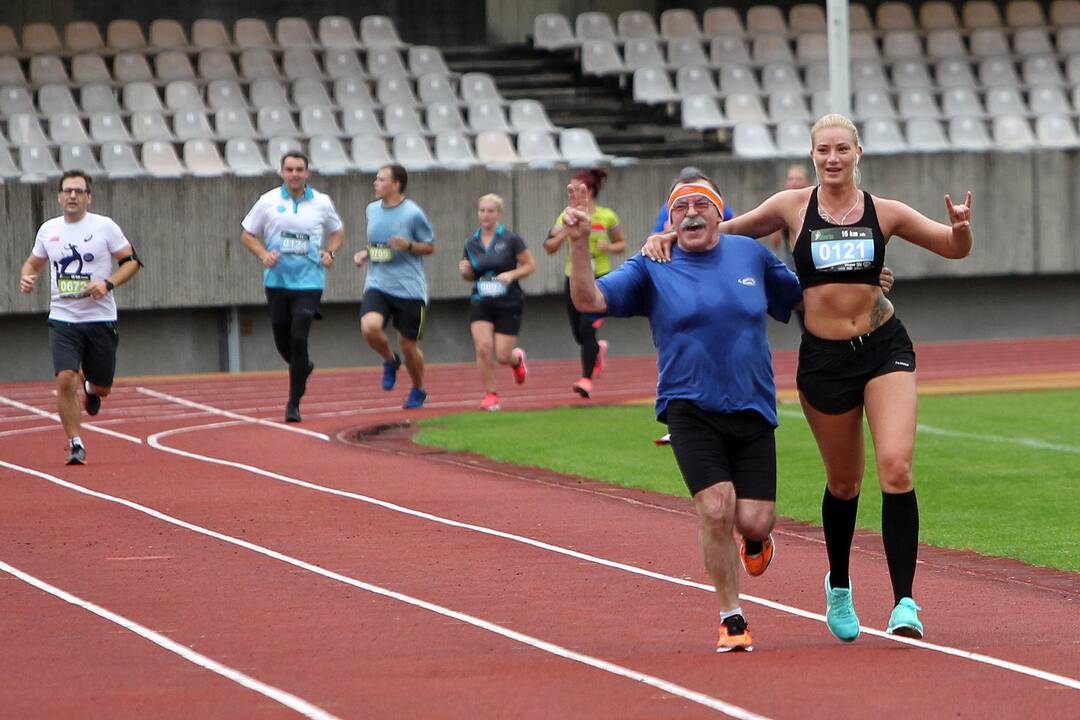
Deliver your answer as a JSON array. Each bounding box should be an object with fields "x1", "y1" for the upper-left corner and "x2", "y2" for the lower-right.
[{"x1": 104, "y1": 280, "x2": 115, "y2": 292}]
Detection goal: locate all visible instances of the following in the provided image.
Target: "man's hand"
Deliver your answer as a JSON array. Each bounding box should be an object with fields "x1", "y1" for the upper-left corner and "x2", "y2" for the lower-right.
[
  {"x1": 261, "y1": 249, "x2": 279, "y2": 268},
  {"x1": 388, "y1": 236, "x2": 410, "y2": 252},
  {"x1": 353, "y1": 249, "x2": 369, "y2": 267},
  {"x1": 318, "y1": 249, "x2": 335, "y2": 268},
  {"x1": 641, "y1": 230, "x2": 677, "y2": 262},
  {"x1": 19, "y1": 273, "x2": 38, "y2": 294},
  {"x1": 563, "y1": 183, "x2": 592, "y2": 245},
  {"x1": 86, "y1": 280, "x2": 110, "y2": 299}
]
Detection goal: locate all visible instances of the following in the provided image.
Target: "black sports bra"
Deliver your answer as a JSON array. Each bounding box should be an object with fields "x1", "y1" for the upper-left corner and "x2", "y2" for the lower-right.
[{"x1": 793, "y1": 188, "x2": 886, "y2": 288}]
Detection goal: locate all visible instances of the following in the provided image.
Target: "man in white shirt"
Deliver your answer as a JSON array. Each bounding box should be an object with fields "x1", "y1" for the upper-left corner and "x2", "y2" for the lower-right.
[
  {"x1": 241, "y1": 151, "x2": 344, "y2": 422},
  {"x1": 19, "y1": 170, "x2": 142, "y2": 465}
]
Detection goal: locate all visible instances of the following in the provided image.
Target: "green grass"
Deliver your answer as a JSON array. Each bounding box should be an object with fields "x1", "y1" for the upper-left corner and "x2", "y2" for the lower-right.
[{"x1": 415, "y1": 390, "x2": 1080, "y2": 572}]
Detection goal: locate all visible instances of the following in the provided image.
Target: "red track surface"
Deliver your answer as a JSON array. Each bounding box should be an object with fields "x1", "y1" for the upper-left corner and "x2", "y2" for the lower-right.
[{"x1": 1, "y1": 336, "x2": 1078, "y2": 719}]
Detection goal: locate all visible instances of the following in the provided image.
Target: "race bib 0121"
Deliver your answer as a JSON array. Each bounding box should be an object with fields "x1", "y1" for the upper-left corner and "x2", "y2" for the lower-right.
[{"x1": 809, "y1": 227, "x2": 875, "y2": 272}]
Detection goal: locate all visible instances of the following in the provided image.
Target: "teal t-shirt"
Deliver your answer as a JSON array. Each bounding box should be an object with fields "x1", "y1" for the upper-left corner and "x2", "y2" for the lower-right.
[{"x1": 363, "y1": 198, "x2": 435, "y2": 302}]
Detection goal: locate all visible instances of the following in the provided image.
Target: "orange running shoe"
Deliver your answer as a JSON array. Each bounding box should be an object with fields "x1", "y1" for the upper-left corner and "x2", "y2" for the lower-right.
[
  {"x1": 593, "y1": 340, "x2": 608, "y2": 378},
  {"x1": 716, "y1": 615, "x2": 754, "y2": 653},
  {"x1": 480, "y1": 392, "x2": 500, "y2": 411},
  {"x1": 511, "y1": 347, "x2": 527, "y2": 385},
  {"x1": 740, "y1": 533, "x2": 775, "y2": 577},
  {"x1": 573, "y1": 377, "x2": 593, "y2": 398}
]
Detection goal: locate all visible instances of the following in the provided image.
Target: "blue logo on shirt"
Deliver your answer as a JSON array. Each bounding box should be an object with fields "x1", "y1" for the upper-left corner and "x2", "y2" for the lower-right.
[
  {"x1": 277, "y1": 205, "x2": 286, "y2": 213},
  {"x1": 83, "y1": 253, "x2": 95, "y2": 262}
]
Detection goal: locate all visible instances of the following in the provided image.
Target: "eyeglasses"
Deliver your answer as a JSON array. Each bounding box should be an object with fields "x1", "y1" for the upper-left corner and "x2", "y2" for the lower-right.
[
  {"x1": 670, "y1": 198, "x2": 715, "y2": 215},
  {"x1": 60, "y1": 188, "x2": 90, "y2": 195}
]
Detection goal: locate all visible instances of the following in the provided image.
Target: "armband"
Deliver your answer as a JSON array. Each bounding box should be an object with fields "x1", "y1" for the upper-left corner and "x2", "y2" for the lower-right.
[{"x1": 118, "y1": 249, "x2": 144, "y2": 267}]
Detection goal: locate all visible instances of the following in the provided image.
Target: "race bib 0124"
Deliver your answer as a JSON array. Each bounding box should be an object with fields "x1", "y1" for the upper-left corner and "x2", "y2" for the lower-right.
[
  {"x1": 280, "y1": 231, "x2": 311, "y2": 255},
  {"x1": 809, "y1": 227, "x2": 875, "y2": 272}
]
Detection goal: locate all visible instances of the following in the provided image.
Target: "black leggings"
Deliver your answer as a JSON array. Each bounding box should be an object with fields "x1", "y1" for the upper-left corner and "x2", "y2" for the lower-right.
[
  {"x1": 563, "y1": 278, "x2": 600, "y2": 378},
  {"x1": 266, "y1": 288, "x2": 321, "y2": 404}
]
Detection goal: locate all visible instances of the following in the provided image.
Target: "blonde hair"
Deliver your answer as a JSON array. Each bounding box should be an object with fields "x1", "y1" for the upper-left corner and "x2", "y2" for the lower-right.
[
  {"x1": 810, "y1": 113, "x2": 861, "y2": 147},
  {"x1": 478, "y1": 193, "x2": 504, "y2": 211}
]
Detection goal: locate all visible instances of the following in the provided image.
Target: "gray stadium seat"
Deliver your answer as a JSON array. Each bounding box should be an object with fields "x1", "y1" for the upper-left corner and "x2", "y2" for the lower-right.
[
  {"x1": 906, "y1": 118, "x2": 950, "y2": 151},
  {"x1": 676, "y1": 66, "x2": 719, "y2": 98},
  {"x1": 277, "y1": 18, "x2": 317, "y2": 49},
  {"x1": 1051, "y1": 0, "x2": 1080, "y2": 26},
  {"x1": 251, "y1": 80, "x2": 290, "y2": 109},
  {"x1": 267, "y1": 136, "x2": 303, "y2": 167},
  {"x1": 1067, "y1": 56, "x2": 1080, "y2": 84},
  {"x1": 142, "y1": 140, "x2": 185, "y2": 177},
  {"x1": 468, "y1": 101, "x2": 511, "y2": 133},
  {"x1": 175, "y1": 110, "x2": 215, "y2": 141},
  {"x1": 576, "y1": 12, "x2": 617, "y2": 42},
  {"x1": 199, "y1": 51, "x2": 240, "y2": 82},
  {"x1": 515, "y1": 129, "x2": 562, "y2": 167},
  {"x1": 318, "y1": 17, "x2": 360, "y2": 49},
  {"x1": 719, "y1": 65, "x2": 760, "y2": 95},
  {"x1": 416, "y1": 73, "x2": 456, "y2": 104},
  {"x1": 855, "y1": 89, "x2": 898, "y2": 120},
  {"x1": 618, "y1": 11, "x2": 661, "y2": 40},
  {"x1": 383, "y1": 103, "x2": 425, "y2": 134},
  {"x1": 1029, "y1": 86, "x2": 1072, "y2": 114},
  {"x1": 165, "y1": 81, "x2": 205, "y2": 112},
  {"x1": 72, "y1": 54, "x2": 112, "y2": 85},
  {"x1": 49, "y1": 114, "x2": 90, "y2": 144},
  {"x1": 936, "y1": 59, "x2": 978, "y2": 89},
  {"x1": 559, "y1": 127, "x2": 609, "y2": 167},
  {"x1": 986, "y1": 87, "x2": 1028, "y2": 115},
  {"x1": 234, "y1": 18, "x2": 274, "y2": 49},
  {"x1": 350, "y1": 134, "x2": 393, "y2": 172},
  {"x1": 342, "y1": 106, "x2": 386, "y2": 136},
  {"x1": 106, "y1": 20, "x2": 145, "y2": 52},
  {"x1": 769, "y1": 91, "x2": 811, "y2": 122},
  {"x1": 882, "y1": 31, "x2": 923, "y2": 61},
  {"x1": 624, "y1": 39, "x2": 666, "y2": 70},
  {"x1": 293, "y1": 78, "x2": 333, "y2": 108},
  {"x1": 633, "y1": 67, "x2": 678, "y2": 104},
  {"x1": 776, "y1": 120, "x2": 810, "y2": 155},
  {"x1": 208, "y1": 80, "x2": 247, "y2": 111},
  {"x1": 796, "y1": 33, "x2": 828, "y2": 64},
  {"x1": 22, "y1": 23, "x2": 63, "y2": 54},
  {"x1": 240, "y1": 49, "x2": 282, "y2": 81},
  {"x1": 876, "y1": 2, "x2": 917, "y2": 31},
  {"x1": 392, "y1": 132, "x2": 436, "y2": 170},
  {"x1": 963, "y1": 1, "x2": 1005, "y2": 29},
  {"x1": 408, "y1": 47, "x2": 450, "y2": 77},
  {"x1": 39, "y1": 85, "x2": 80, "y2": 116},
  {"x1": 475, "y1": 130, "x2": 520, "y2": 168},
  {"x1": 898, "y1": 89, "x2": 942, "y2": 119},
  {"x1": 709, "y1": 36, "x2": 751, "y2": 66},
  {"x1": 309, "y1": 135, "x2": 352, "y2": 174},
  {"x1": 123, "y1": 82, "x2": 164, "y2": 112},
  {"x1": 90, "y1": 112, "x2": 131, "y2": 142},
  {"x1": 752, "y1": 34, "x2": 794, "y2": 65},
  {"x1": 30, "y1": 55, "x2": 70, "y2": 85},
  {"x1": 1, "y1": 86, "x2": 35, "y2": 115},
  {"x1": 978, "y1": 57, "x2": 1021, "y2": 88},
  {"x1": 848, "y1": 4, "x2": 874, "y2": 32},
  {"x1": 992, "y1": 115, "x2": 1035, "y2": 148},
  {"x1": 434, "y1": 131, "x2": 479, "y2": 169},
  {"x1": 324, "y1": 50, "x2": 364, "y2": 80},
  {"x1": 921, "y1": 2, "x2": 962, "y2": 30},
  {"x1": 113, "y1": 53, "x2": 154, "y2": 83},
  {"x1": 1058, "y1": 27, "x2": 1080, "y2": 54},
  {"x1": 970, "y1": 28, "x2": 1010, "y2": 58},
  {"x1": 8, "y1": 114, "x2": 49, "y2": 146},
  {"x1": 942, "y1": 88, "x2": 985, "y2": 117},
  {"x1": 101, "y1": 142, "x2": 143, "y2": 178},
  {"x1": 361, "y1": 16, "x2": 405, "y2": 49},
  {"x1": 927, "y1": 30, "x2": 967, "y2": 60},
  {"x1": 184, "y1": 139, "x2": 228, "y2": 176},
  {"x1": 661, "y1": 9, "x2": 703, "y2": 39},
  {"x1": 681, "y1": 95, "x2": 725, "y2": 130},
  {"x1": 282, "y1": 49, "x2": 323, "y2": 80},
  {"x1": 225, "y1": 138, "x2": 271, "y2": 175},
  {"x1": 949, "y1": 119, "x2": 993, "y2": 150},
  {"x1": 334, "y1": 77, "x2": 376, "y2": 108},
  {"x1": 21, "y1": 144, "x2": 62, "y2": 179},
  {"x1": 581, "y1": 40, "x2": 625, "y2": 76},
  {"x1": 377, "y1": 75, "x2": 419, "y2": 106},
  {"x1": 703, "y1": 7, "x2": 745, "y2": 37},
  {"x1": 0, "y1": 25, "x2": 17, "y2": 54},
  {"x1": 60, "y1": 143, "x2": 102, "y2": 173},
  {"x1": 804, "y1": 62, "x2": 830, "y2": 93},
  {"x1": 1014, "y1": 28, "x2": 1053, "y2": 56},
  {"x1": 366, "y1": 48, "x2": 408, "y2": 78},
  {"x1": 892, "y1": 60, "x2": 934, "y2": 90},
  {"x1": 725, "y1": 93, "x2": 768, "y2": 123},
  {"x1": 149, "y1": 20, "x2": 188, "y2": 50},
  {"x1": 1006, "y1": 0, "x2": 1046, "y2": 27},
  {"x1": 131, "y1": 111, "x2": 174, "y2": 142},
  {"x1": 851, "y1": 61, "x2": 890, "y2": 91},
  {"x1": 746, "y1": 6, "x2": 787, "y2": 34},
  {"x1": 1022, "y1": 56, "x2": 1065, "y2": 87},
  {"x1": 761, "y1": 63, "x2": 802, "y2": 94},
  {"x1": 156, "y1": 51, "x2": 197, "y2": 82},
  {"x1": 1034, "y1": 114, "x2": 1080, "y2": 147},
  {"x1": 862, "y1": 118, "x2": 908, "y2": 153},
  {"x1": 426, "y1": 101, "x2": 467, "y2": 133},
  {"x1": 300, "y1": 107, "x2": 342, "y2": 137},
  {"x1": 533, "y1": 14, "x2": 576, "y2": 50},
  {"x1": 0, "y1": 58, "x2": 27, "y2": 86},
  {"x1": 215, "y1": 108, "x2": 258, "y2": 139},
  {"x1": 667, "y1": 39, "x2": 709, "y2": 69},
  {"x1": 732, "y1": 123, "x2": 779, "y2": 158},
  {"x1": 810, "y1": 90, "x2": 833, "y2": 119},
  {"x1": 790, "y1": 4, "x2": 827, "y2": 32},
  {"x1": 460, "y1": 73, "x2": 504, "y2": 104},
  {"x1": 257, "y1": 107, "x2": 300, "y2": 137}
]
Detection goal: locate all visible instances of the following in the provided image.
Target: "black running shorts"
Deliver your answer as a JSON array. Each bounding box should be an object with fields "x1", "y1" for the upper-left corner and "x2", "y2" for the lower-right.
[
  {"x1": 48, "y1": 319, "x2": 119, "y2": 387},
  {"x1": 665, "y1": 400, "x2": 777, "y2": 500},
  {"x1": 469, "y1": 298, "x2": 524, "y2": 336},
  {"x1": 361, "y1": 289, "x2": 427, "y2": 341},
  {"x1": 797, "y1": 315, "x2": 916, "y2": 415}
]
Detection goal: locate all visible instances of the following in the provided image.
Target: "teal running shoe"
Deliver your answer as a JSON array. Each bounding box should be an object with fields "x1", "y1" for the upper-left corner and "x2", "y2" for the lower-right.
[
  {"x1": 824, "y1": 573, "x2": 860, "y2": 642},
  {"x1": 887, "y1": 597, "x2": 924, "y2": 639}
]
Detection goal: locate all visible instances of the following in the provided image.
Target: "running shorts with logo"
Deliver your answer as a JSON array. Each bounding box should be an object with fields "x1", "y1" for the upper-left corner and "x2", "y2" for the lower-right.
[{"x1": 361, "y1": 288, "x2": 426, "y2": 341}]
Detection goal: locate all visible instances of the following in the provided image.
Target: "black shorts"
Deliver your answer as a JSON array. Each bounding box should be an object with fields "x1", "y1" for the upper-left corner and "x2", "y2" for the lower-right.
[
  {"x1": 797, "y1": 315, "x2": 916, "y2": 414},
  {"x1": 665, "y1": 400, "x2": 777, "y2": 500},
  {"x1": 48, "y1": 319, "x2": 120, "y2": 387},
  {"x1": 266, "y1": 287, "x2": 323, "y2": 326},
  {"x1": 469, "y1": 299, "x2": 524, "y2": 336},
  {"x1": 361, "y1": 289, "x2": 427, "y2": 341}
]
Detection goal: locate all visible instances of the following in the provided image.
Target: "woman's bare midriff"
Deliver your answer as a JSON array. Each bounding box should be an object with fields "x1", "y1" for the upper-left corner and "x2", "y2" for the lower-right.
[{"x1": 803, "y1": 284, "x2": 894, "y2": 339}]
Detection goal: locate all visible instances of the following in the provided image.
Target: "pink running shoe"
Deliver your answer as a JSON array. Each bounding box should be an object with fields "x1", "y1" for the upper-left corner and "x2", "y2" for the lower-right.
[
  {"x1": 573, "y1": 377, "x2": 593, "y2": 398},
  {"x1": 594, "y1": 340, "x2": 608, "y2": 378},
  {"x1": 480, "y1": 392, "x2": 500, "y2": 411},
  {"x1": 511, "y1": 347, "x2": 527, "y2": 385}
]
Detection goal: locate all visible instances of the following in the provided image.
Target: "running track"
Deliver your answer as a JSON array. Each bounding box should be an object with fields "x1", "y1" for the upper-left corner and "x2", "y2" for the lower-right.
[{"x1": 1, "y1": 337, "x2": 1078, "y2": 719}]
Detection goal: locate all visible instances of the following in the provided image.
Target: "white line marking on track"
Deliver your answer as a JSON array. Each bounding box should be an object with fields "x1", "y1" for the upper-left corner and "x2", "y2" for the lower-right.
[
  {"x1": 0, "y1": 554, "x2": 338, "y2": 720},
  {"x1": 0, "y1": 396, "x2": 142, "y2": 444},
  {"x1": 0, "y1": 459, "x2": 769, "y2": 720},
  {"x1": 135, "y1": 387, "x2": 330, "y2": 442},
  {"x1": 146, "y1": 422, "x2": 1080, "y2": 691}
]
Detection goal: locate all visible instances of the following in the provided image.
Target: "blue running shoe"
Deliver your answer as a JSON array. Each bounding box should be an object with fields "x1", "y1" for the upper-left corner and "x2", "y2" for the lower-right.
[
  {"x1": 824, "y1": 573, "x2": 860, "y2": 642},
  {"x1": 381, "y1": 353, "x2": 401, "y2": 391},
  {"x1": 887, "y1": 597, "x2": 924, "y2": 639},
  {"x1": 403, "y1": 387, "x2": 427, "y2": 409}
]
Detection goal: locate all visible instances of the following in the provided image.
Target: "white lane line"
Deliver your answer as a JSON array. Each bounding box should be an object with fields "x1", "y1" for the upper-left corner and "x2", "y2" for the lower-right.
[
  {"x1": 147, "y1": 422, "x2": 1080, "y2": 691},
  {"x1": 0, "y1": 459, "x2": 767, "y2": 720},
  {"x1": 0, "y1": 425, "x2": 58, "y2": 439},
  {"x1": 135, "y1": 387, "x2": 330, "y2": 442},
  {"x1": 778, "y1": 409, "x2": 1080, "y2": 454},
  {"x1": 0, "y1": 555, "x2": 338, "y2": 720},
  {"x1": 0, "y1": 396, "x2": 142, "y2": 444}
]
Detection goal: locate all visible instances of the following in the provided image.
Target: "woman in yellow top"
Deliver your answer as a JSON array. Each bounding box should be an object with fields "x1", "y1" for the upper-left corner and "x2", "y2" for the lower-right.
[{"x1": 544, "y1": 167, "x2": 626, "y2": 397}]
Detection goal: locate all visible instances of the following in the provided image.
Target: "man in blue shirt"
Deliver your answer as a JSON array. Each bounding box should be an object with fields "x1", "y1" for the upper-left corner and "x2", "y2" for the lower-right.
[
  {"x1": 565, "y1": 177, "x2": 802, "y2": 653},
  {"x1": 354, "y1": 164, "x2": 435, "y2": 409}
]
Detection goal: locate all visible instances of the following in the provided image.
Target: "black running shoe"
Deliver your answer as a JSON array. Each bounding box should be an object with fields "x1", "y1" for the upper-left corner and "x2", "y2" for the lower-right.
[
  {"x1": 84, "y1": 382, "x2": 101, "y2": 416},
  {"x1": 66, "y1": 442, "x2": 86, "y2": 465}
]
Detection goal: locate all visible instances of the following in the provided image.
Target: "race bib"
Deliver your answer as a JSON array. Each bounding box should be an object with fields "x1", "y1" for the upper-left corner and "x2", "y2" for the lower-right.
[
  {"x1": 57, "y1": 272, "x2": 91, "y2": 298},
  {"x1": 476, "y1": 279, "x2": 507, "y2": 297},
  {"x1": 368, "y1": 245, "x2": 394, "y2": 263},
  {"x1": 809, "y1": 227, "x2": 875, "y2": 272},
  {"x1": 280, "y1": 231, "x2": 311, "y2": 255}
]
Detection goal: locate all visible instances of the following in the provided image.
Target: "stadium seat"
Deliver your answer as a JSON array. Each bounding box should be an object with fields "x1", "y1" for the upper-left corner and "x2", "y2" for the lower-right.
[
  {"x1": 921, "y1": 2, "x2": 961, "y2": 29},
  {"x1": 898, "y1": 89, "x2": 942, "y2": 119},
  {"x1": 810, "y1": 90, "x2": 834, "y2": 118},
  {"x1": 476, "y1": 130, "x2": 520, "y2": 167},
  {"x1": 790, "y1": 4, "x2": 827, "y2": 32},
  {"x1": 377, "y1": 75, "x2": 419, "y2": 106},
  {"x1": 72, "y1": 54, "x2": 112, "y2": 84},
  {"x1": 240, "y1": 49, "x2": 282, "y2": 80},
  {"x1": 882, "y1": 31, "x2": 923, "y2": 60},
  {"x1": 383, "y1": 103, "x2": 425, "y2": 134},
  {"x1": 942, "y1": 87, "x2": 985, "y2": 117},
  {"x1": 1014, "y1": 28, "x2": 1053, "y2": 55},
  {"x1": 936, "y1": 59, "x2": 978, "y2": 89},
  {"x1": 732, "y1": 123, "x2": 779, "y2": 158},
  {"x1": 460, "y1": 73, "x2": 504, "y2": 104},
  {"x1": 1023, "y1": 56, "x2": 1066, "y2": 87},
  {"x1": 624, "y1": 39, "x2": 666, "y2": 70},
  {"x1": 367, "y1": 48, "x2": 408, "y2": 78},
  {"x1": 776, "y1": 120, "x2": 810, "y2": 155},
  {"x1": 516, "y1": 129, "x2": 563, "y2": 167},
  {"x1": 633, "y1": 67, "x2": 678, "y2": 104},
  {"x1": 559, "y1": 128, "x2": 609, "y2": 167},
  {"x1": 164, "y1": 81, "x2": 205, "y2": 112},
  {"x1": 906, "y1": 118, "x2": 950, "y2": 151},
  {"x1": 725, "y1": 93, "x2": 768, "y2": 123},
  {"x1": 848, "y1": 4, "x2": 874, "y2": 32},
  {"x1": 283, "y1": 49, "x2": 323, "y2": 80},
  {"x1": 142, "y1": 141, "x2": 185, "y2": 177},
  {"x1": 1, "y1": 86, "x2": 35, "y2": 116},
  {"x1": 310, "y1": 135, "x2": 352, "y2": 173},
  {"x1": 266, "y1": 137, "x2": 303, "y2": 167},
  {"x1": 318, "y1": 17, "x2": 360, "y2": 49},
  {"x1": 1050, "y1": 0, "x2": 1080, "y2": 26},
  {"x1": 752, "y1": 34, "x2": 794, "y2": 64},
  {"x1": 963, "y1": 1, "x2": 1005, "y2": 29},
  {"x1": 89, "y1": 112, "x2": 131, "y2": 142},
  {"x1": 468, "y1": 101, "x2": 511, "y2": 133},
  {"x1": 60, "y1": 143, "x2": 102, "y2": 172},
  {"x1": 1058, "y1": 27, "x2": 1080, "y2": 54},
  {"x1": 1034, "y1": 114, "x2": 1080, "y2": 147},
  {"x1": 851, "y1": 61, "x2": 890, "y2": 91},
  {"x1": 796, "y1": 33, "x2": 828, "y2": 64},
  {"x1": 156, "y1": 51, "x2": 197, "y2": 82},
  {"x1": 667, "y1": 39, "x2": 709, "y2": 69},
  {"x1": 862, "y1": 118, "x2": 908, "y2": 153},
  {"x1": 342, "y1": 105, "x2": 386, "y2": 136},
  {"x1": 257, "y1": 107, "x2": 300, "y2": 137},
  {"x1": 335, "y1": 77, "x2": 376, "y2": 108},
  {"x1": 148, "y1": 19, "x2": 187, "y2": 50},
  {"x1": 970, "y1": 28, "x2": 1011, "y2": 57},
  {"x1": 533, "y1": 13, "x2": 576, "y2": 50},
  {"x1": 361, "y1": 15, "x2": 406, "y2": 49},
  {"x1": 1029, "y1": 86, "x2": 1072, "y2": 114},
  {"x1": 681, "y1": 95, "x2": 725, "y2": 130},
  {"x1": 719, "y1": 65, "x2": 760, "y2": 95},
  {"x1": 39, "y1": 85, "x2": 80, "y2": 116},
  {"x1": 581, "y1": 40, "x2": 625, "y2": 76},
  {"x1": 276, "y1": 17, "x2": 317, "y2": 49},
  {"x1": 769, "y1": 91, "x2": 811, "y2": 122},
  {"x1": 234, "y1": 18, "x2": 274, "y2": 49},
  {"x1": 350, "y1": 134, "x2": 393, "y2": 172},
  {"x1": 184, "y1": 139, "x2": 228, "y2": 176},
  {"x1": 709, "y1": 36, "x2": 751, "y2": 66},
  {"x1": 416, "y1": 73, "x2": 456, "y2": 104},
  {"x1": 22, "y1": 23, "x2": 63, "y2": 54},
  {"x1": 0, "y1": 25, "x2": 18, "y2": 54},
  {"x1": 0, "y1": 57, "x2": 27, "y2": 86},
  {"x1": 804, "y1": 62, "x2": 830, "y2": 92},
  {"x1": 510, "y1": 99, "x2": 558, "y2": 132},
  {"x1": 761, "y1": 63, "x2": 803, "y2": 94},
  {"x1": 198, "y1": 50, "x2": 240, "y2": 81},
  {"x1": 324, "y1": 49, "x2": 365, "y2": 79},
  {"x1": 892, "y1": 60, "x2": 934, "y2": 90},
  {"x1": 986, "y1": 87, "x2": 1028, "y2": 115},
  {"x1": 992, "y1": 115, "x2": 1035, "y2": 148},
  {"x1": 926, "y1": 30, "x2": 967, "y2": 60},
  {"x1": 661, "y1": 9, "x2": 703, "y2": 39},
  {"x1": 978, "y1": 57, "x2": 1021, "y2": 88},
  {"x1": 426, "y1": 101, "x2": 467, "y2": 133},
  {"x1": 250, "y1": 80, "x2": 290, "y2": 109},
  {"x1": 747, "y1": 6, "x2": 787, "y2": 34},
  {"x1": 225, "y1": 138, "x2": 272, "y2": 175},
  {"x1": 49, "y1": 114, "x2": 90, "y2": 144},
  {"x1": 123, "y1": 82, "x2": 164, "y2": 112},
  {"x1": 409, "y1": 47, "x2": 450, "y2": 77},
  {"x1": 0, "y1": 145, "x2": 19, "y2": 179},
  {"x1": 434, "y1": 131, "x2": 480, "y2": 169},
  {"x1": 131, "y1": 111, "x2": 174, "y2": 142},
  {"x1": 300, "y1": 107, "x2": 342, "y2": 136},
  {"x1": 101, "y1": 142, "x2": 143, "y2": 177},
  {"x1": 849, "y1": 32, "x2": 880, "y2": 61},
  {"x1": 877, "y1": 2, "x2": 917, "y2": 31},
  {"x1": 30, "y1": 55, "x2": 71, "y2": 85},
  {"x1": 1006, "y1": 0, "x2": 1046, "y2": 27},
  {"x1": 293, "y1": 78, "x2": 333, "y2": 108},
  {"x1": 618, "y1": 11, "x2": 661, "y2": 40},
  {"x1": 20, "y1": 144, "x2": 62, "y2": 179},
  {"x1": 192, "y1": 20, "x2": 230, "y2": 49},
  {"x1": 215, "y1": 108, "x2": 258, "y2": 139},
  {"x1": 1067, "y1": 56, "x2": 1080, "y2": 84},
  {"x1": 113, "y1": 53, "x2": 154, "y2": 84},
  {"x1": 854, "y1": 89, "x2": 898, "y2": 120},
  {"x1": 676, "y1": 66, "x2": 719, "y2": 98},
  {"x1": 392, "y1": 132, "x2": 437, "y2": 170},
  {"x1": 576, "y1": 12, "x2": 617, "y2": 42},
  {"x1": 703, "y1": 7, "x2": 745, "y2": 37}
]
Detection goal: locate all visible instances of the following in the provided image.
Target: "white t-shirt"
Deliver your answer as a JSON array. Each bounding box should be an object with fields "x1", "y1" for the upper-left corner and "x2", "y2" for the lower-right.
[{"x1": 32, "y1": 212, "x2": 132, "y2": 323}]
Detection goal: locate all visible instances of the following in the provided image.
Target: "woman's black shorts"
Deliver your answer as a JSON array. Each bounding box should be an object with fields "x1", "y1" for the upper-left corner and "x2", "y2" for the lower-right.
[
  {"x1": 797, "y1": 315, "x2": 916, "y2": 415},
  {"x1": 665, "y1": 400, "x2": 777, "y2": 500},
  {"x1": 469, "y1": 298, "x2": 523, "y2": 336}
]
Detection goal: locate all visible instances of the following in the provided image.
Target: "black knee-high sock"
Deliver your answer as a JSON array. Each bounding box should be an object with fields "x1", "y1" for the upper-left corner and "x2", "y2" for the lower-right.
[
  {"x1": 881, "y1": 489, "x2": 919, "y2": 604},
  {"x1": 822, "y1": 488, "x2": 860, "y2": 588}
]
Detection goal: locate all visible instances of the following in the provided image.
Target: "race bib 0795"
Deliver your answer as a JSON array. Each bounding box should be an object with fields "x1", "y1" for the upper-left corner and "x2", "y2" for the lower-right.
[
  {"x1": 368, "y1": 245, "x2": 394, "y2": 263},
  {"x1": 280, "y1": 231, "x2": 311, "y2": 254},
  {"x1": 809, "y1": 227, "x2": 875, "y2": 272},
  {"x1": 57, "y1": 272, "x2": 92, "y2": 298}
]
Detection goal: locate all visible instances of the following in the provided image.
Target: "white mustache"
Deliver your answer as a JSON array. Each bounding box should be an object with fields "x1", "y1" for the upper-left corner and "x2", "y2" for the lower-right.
[{"x1": 680, "y1": 216, "x2": 707, "y2": 231}]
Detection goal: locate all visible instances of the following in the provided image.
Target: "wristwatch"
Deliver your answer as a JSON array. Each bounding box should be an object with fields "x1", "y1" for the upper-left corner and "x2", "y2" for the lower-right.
[
  {"x1": 328, "y1": 250, "x2": 335, "y2": 259},
  {"x1": 104, "y1": 280, "x2": 115, "y2": 292}
]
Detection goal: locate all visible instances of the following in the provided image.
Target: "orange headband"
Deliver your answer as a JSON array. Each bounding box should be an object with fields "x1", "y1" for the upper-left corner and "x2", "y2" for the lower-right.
[{"x1": 667, "y1": 183, "x2": 724, "y2": 216}]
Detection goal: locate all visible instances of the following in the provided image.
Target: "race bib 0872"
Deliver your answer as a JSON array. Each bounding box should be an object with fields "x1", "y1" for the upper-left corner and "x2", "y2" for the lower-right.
[{"x1": 809, "y1": 227, "x2": 875, "y2": 272}]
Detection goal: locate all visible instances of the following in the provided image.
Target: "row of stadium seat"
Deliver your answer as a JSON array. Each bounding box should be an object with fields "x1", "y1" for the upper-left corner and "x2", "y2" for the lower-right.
[
  {"x1": 0, "y1": 128, "x2": 613, "y2": 181},
  {"x1": 734, "y1": 114, "x2": 1080, "y2": 158},
  {"x1": 536, "y1": 2, "x2": 1080, "y2": 50},
  {"x1": 0, "y1": 16, "x2": 404, "y2": 56}
]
